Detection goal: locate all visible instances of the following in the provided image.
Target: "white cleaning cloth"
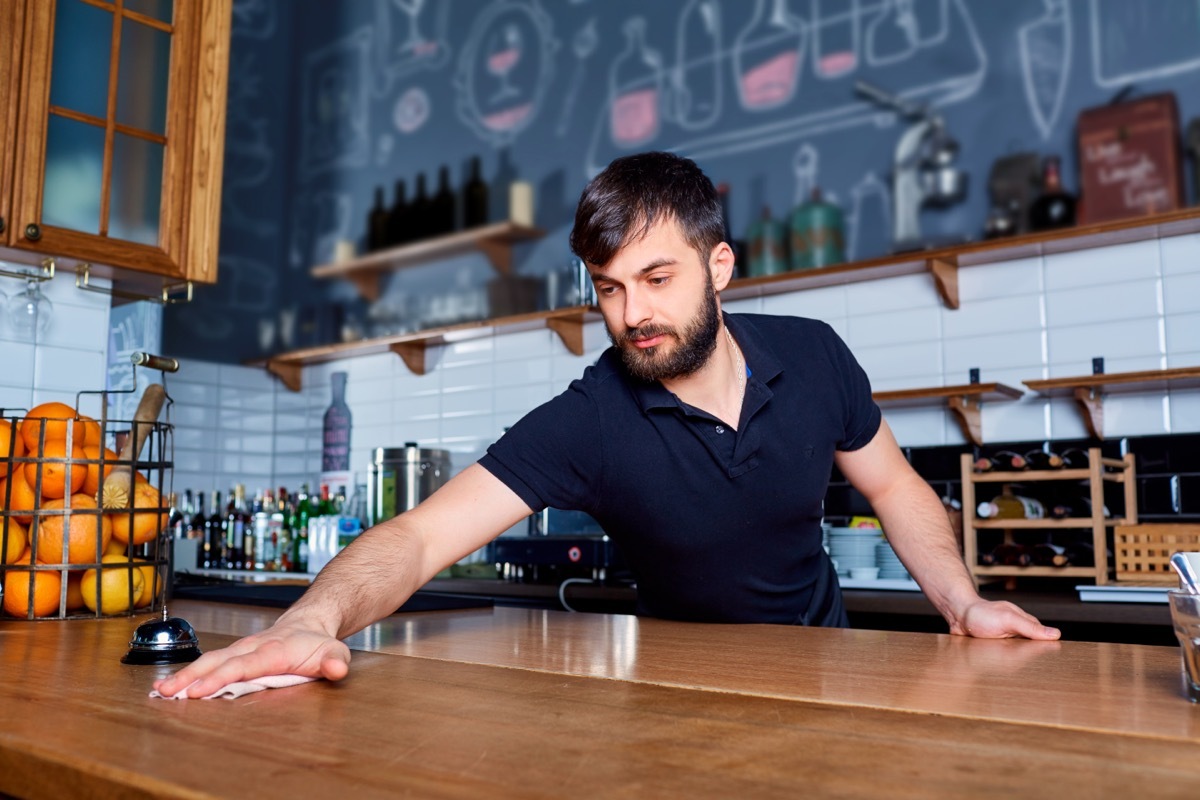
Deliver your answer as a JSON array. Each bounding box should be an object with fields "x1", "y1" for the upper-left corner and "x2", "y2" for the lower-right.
[{"x1": 150, "y1": 674, "x2": 317, "y2": 700}]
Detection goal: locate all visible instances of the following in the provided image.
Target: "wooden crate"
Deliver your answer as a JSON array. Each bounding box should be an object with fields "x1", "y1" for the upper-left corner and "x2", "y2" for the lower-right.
[{"x1": 1114, "y1": 524, "x2": 1200, "y2": 583}]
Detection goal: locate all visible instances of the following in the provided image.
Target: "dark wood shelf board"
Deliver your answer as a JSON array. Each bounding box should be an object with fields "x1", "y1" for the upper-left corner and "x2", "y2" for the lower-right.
[
  {"x1": 1024, "y1": 366, "x2": 1200, "y2": 438},
  {"x1": 873, "y1": 382, "x2": 1022, "y2": 446}
]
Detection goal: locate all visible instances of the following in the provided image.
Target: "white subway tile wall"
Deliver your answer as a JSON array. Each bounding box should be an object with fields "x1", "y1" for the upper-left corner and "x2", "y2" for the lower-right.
[{"x1": 157, "y1": 235, "x2": 1200, "y2": 497}]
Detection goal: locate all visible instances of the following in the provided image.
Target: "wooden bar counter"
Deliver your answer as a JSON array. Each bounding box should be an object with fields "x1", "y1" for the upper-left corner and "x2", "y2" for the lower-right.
[{"x1": 2, "y1": 602, "x2": 1199, "y2": 798}]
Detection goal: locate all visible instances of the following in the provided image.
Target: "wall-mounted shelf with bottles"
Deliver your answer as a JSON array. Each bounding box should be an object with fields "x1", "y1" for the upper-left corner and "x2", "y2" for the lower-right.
[
  {"x1": 262, "y1": 306, "x2": 600, "y2": 392},
  {"x1": 960, "y1": 448, "x2": 1138, "y2": 588},
  {"x1": 721, "y1": 206, "x2": 1200, "y2": 310},
  {"x1": 310, "y1": 221, "x2": 545, "y2": 302},
  {"x1": 873, "y1": 382, "x2": 1023, "y2": 446},
  {"x1": 1024, "y1": 366, "x2": 1200, "y2": 439}
]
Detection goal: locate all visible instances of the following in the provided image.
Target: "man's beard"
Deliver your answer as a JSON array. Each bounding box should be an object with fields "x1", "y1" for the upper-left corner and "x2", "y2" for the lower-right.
[{"x1": 609, "y1": 271, "x2": 720, "y2": 382}]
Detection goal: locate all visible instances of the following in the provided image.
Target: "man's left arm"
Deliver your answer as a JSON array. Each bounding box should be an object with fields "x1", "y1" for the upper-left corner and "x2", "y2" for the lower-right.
[{"x1": 834, "y1": 420, "x2": 1060, "y2": 640}]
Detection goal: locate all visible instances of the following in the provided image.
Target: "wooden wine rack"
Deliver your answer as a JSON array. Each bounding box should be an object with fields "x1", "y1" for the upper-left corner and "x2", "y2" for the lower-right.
[{"x1": 960, "y1": 447, "x2": 1137, "y2": 587}]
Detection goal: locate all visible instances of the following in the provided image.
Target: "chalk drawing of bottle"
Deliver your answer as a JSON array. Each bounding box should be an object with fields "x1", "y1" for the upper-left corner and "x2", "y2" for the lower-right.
[
  {"x1": 733, "y1": 0, "x2": 807, "y2": 111},
  {"x1": 673, "y1": 0, "x2": 723, "y2": 130},
  {"x1": 1019, "y1": 0, "x2": 1070, "y2": 140},
  {"x1": 845, "y1": 172, "x2": 891, "y2": 261},
  {"x1": 812, "y1": 0, "x2": 861, "y2": 79},
  {"x1": 609, "y1": 18, "x2": 664, "y2": 147},
  {"x1": 866, "y1": 0, "x2": 919, "y2": 66}
]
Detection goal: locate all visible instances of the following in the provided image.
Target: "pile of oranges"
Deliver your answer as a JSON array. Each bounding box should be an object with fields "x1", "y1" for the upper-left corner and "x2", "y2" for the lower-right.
[{"x1": 1, "y1": 402, "x2": 167, "y2": 619}]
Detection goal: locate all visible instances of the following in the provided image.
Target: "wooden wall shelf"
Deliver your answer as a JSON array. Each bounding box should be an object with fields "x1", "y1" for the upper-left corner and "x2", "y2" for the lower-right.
[
  {"x1": 262, "y1": 306, "x2": 600, "y2": 391},
  {"x1": 721, "y1": 206, "x2": 1200, "y2": 309},
  {"x1": 873, "y1": 382, "x2": 1022, "y2": 446},
  {"x1": 1024, "y1": 366, "x2": 1200, "y2": 439},
  {"x1": 310, "y1": 221, "x2": 545, "y2": 302}
]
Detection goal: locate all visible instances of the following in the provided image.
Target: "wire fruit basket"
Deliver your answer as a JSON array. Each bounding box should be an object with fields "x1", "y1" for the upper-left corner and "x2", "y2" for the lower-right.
[{"x1": 0, "y1": 353, "x2": 176, "y2": 619}]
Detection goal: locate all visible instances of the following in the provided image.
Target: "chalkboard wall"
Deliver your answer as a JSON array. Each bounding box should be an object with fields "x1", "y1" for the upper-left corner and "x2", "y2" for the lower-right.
[{"x1": 164, "y1": 0, "x2": 1200, "y2": 364}]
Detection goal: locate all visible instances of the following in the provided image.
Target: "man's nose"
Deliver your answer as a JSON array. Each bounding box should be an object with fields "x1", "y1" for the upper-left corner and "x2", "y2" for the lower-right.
[{"x1": 623, "y1": 286, "x2": 651, "y2": 331}]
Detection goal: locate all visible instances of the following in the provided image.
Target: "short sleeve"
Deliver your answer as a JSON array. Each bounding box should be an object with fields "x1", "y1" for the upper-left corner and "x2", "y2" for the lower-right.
[
  {"x1": 478, "y1": 382, "x2": 604, "y2": 513},
  {"x1": 824, "y1": 325, "x2": 881, "y2": 451}
]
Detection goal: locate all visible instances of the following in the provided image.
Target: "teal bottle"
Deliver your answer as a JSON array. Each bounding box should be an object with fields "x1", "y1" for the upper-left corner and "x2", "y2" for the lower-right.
[
  {"x1": 789, "y1": 188, "x2": 845, "y2": 270},
  {"x1": 745, "y1": 206, "x2": 788, "y2": 277}
]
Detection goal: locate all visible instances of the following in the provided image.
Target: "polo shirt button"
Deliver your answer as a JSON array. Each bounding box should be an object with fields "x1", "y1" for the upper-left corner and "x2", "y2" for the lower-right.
[{"x1": 715, "y1": 425, "x2": 725, "y2": 434}]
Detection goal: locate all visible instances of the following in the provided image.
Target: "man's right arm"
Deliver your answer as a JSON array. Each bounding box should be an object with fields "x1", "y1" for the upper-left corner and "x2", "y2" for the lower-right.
[{"x1": 151, "y1": 463, "x2": 534, "y2": 698}]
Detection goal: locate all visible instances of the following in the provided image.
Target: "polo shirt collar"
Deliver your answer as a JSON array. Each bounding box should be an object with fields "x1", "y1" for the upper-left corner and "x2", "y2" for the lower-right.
[{"x1": 626, "y1": 313, "x2": 785, "y2": 414}]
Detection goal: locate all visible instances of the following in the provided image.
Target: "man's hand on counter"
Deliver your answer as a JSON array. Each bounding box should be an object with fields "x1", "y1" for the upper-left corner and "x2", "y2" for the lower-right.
[
  {"x1": 151, "y1": 621, "x2": 352, "y2": 699},
  {"x1": 950, "y1": 598, "x2": 1062, "y2": 640}
]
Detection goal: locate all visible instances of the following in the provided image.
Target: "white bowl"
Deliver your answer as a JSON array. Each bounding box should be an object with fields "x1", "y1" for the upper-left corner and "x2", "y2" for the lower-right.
[{"x1": 849, "y1": 567, "x2": 880, "y2": 580}]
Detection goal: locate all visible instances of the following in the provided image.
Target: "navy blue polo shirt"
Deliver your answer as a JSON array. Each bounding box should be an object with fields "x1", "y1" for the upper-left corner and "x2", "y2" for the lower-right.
[{"x1": 479, "y1": 313, "x2": 881, "y2": 625}]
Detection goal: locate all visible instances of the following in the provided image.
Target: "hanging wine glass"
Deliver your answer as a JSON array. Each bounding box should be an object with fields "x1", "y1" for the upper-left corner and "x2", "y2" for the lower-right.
[
  {"x1": 7, "y1": 278, "x2": 53, "y2": 341},
  {"x1": 487, "y1": 24, "x2": 523, "y2": 103}
]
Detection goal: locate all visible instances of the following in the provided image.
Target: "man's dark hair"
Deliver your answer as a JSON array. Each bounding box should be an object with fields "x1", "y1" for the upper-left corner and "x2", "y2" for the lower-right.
[{"x1": 569, "y1": 151, "x2": 724, "y2": 267}]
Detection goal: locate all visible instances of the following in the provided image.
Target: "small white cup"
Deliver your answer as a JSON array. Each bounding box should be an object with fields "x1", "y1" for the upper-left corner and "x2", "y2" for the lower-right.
[{"x1": 850, "y1": 567, "x2": 880, "y2": 580}]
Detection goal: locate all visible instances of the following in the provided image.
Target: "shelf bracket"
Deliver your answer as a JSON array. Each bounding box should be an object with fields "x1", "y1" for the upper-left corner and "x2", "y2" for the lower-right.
[
  {"x1": 546, "y1": 314, "x2": 586, "y2": 356},
  {"x1": 946, "y1": 394, "x2": 983, "y2": 446},
  {"x1": 390, "y1": 341, "x2": 427, "y2": 375},
  {"x1": 1072, "y1": 386, "x2": 1104, "y2": 439},
  {"x1": 476, "y1": 237, "x2": 513, "y2": 274},
  {"x1": 266, "y1": 360, "x2": 302, "y2": 392},
  {"x1": 347, "y1": 273, "x2": 381, "y2": 303},
  {"x1": 928, "y1": 256, "x2": 959, "y2": 309}
]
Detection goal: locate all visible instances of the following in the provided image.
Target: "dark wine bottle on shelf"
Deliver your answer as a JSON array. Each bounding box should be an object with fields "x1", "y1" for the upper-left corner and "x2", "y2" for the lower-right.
[
  {"x1": 463, "y1": 156, "x2": 489, "y2": 228},
  {"x1": 1060, "y1": 448, "x2": 1091, "y2": 469},
  {"x1": 433, "y1": 165, "x2": 456, "y2": 234},
  {"x1": 974, "y1": 450, "x2": 1027, "y2": 472},
  {"x1": 386, "y1": 179, "x2": 409, "y2": 246},
  {"x1": 1023, "y1": 449, "x2": 1064, "y2": 470},
  {"x1": 411, "y1": 174, "x2": 431, "y2": 242},
  {"x1": 1065, "y1": 540, "x2": 1096, "y2": 567},
  {"x1": 1029, "y1": 155, "x2": 1076, "y2": 231},
  {"x1": 1029, "y1": 542, "x2": 1069, "y2": 567},
  {"x1": 367, "y1": 186, "x2": 389, "y2": 252},
  {"x1": 322, "y1": 372, "x2": 352, "y2": 472},
  {"x1": 1049, "y1": 496, "x2": 1111, "y2": 520},
  {"x1": 980, "y1": 543, "x2": 1031, "y2": 567}
]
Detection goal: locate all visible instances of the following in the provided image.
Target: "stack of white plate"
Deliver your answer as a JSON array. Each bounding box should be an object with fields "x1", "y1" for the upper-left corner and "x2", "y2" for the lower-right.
[
  {"x1": 875, "y1": 540, "x2": 911, "y2": 581},
  {"x1": 828, "y1": 527, "x2": 882, "y2": 577}
]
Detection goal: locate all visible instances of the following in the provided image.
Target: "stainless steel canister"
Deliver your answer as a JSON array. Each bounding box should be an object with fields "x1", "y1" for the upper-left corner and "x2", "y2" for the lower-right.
[{"x1": 366, "y1": 443, "x2": 451, "y2": 527}]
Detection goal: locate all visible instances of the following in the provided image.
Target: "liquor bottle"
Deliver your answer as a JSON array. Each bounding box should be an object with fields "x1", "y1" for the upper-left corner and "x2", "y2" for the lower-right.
[
  {"x1": 367, "y1": 186, "x2": 390, "y2": 252},
  {"x1": 463, "y1": 156, "x2": 489, "y2": 228},
  {"x1": 204, "y1": 491, "x2": 224, "y2": 569},
  {"x1": 977, "y1": 485, "x2": 1045, "y2": 520},
  {"x1": 191, "y1": 491, "x2": 207, "y2": 548},
  {"x1": 275, "y1": 487, "x2": 292, "y2": 572},
  {"x1": 251, "y1": 489, "x2": 267, "y2": 571},
  {"x1": 1023, "y1": 449, "x2": 1064, "y2": 470},
  {"x1": 980, "y1": 543, "x2": 1031, "y2": 566},
  {"x1": 745, "y1": 206, "x2": 787, "y2": 277},
  {"x1": 241, "y1": 489, "x2": 257, "y2": 572},
  {"x1": 166, "y1": 492, "x2": 184, "y2": 539},
  {"x1": 386, "y1": 179, "x2": 410, "y2": 246},
  {"x1": 973, "y1": 451, "x2": 1028, "y2": 472},
  {"x1": 433, "y1": 165, "x2": 456, "y2": 234},
  {"x1": 1029, "y1": 156, "x2": 1076, "y2": 231},
  {"x1": 322, "y1": 372, "x2": 352, "y2": 472},
  {"x1": 1029, "y1": 542, "x2": 1069, "y2": 567},
  {"x1": 1060, "y1": 448, "x2": 1091, "y2": 469},
  {"x1": 410, "y1": 173, "x2": 431, "y2": 242},
  {"x1": 733, "y1": 0, "x2": 805, "y2": 110},
  {"x1": 788, "y1": 188, "x2": 845, "y2": 269},
  {"x1": 608, "y1": 17, "x2": 663, "y2": 147},
  {"x1": 291, "y1": 484, "x2": 311, "y2": 573},
  {"x1": 226, "y1": 484, "x2": 250, "y2": 570}
]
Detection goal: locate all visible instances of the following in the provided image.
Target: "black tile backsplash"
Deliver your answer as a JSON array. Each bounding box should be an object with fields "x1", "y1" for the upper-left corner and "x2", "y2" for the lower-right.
[{"x1": 823, "y1": 433, "x2": 1200, "y2": 524}]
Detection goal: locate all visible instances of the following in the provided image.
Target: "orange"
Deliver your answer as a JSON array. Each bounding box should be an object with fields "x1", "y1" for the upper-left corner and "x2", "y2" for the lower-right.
[
  {"x1": 23, "y1": 439, "x2": 86, "y2": 500},
  {"x1": 109, "y1": 479, "x2": 166, "y2": 546},
  {"x1": 0, "y1": 419, "x2": 24, "y2": 477},
  {"x1": 2, "y1": 555, "x2": 63, "y2": 618},
  {"x1": 19, "y1": 402, "x2": 85, "y2": 451},
  {"x1": 79, "y1": 554, "x2": 144, "y2": 614},
  {"x1": 64, "y1": 570, "x2": 86, "y2": 610},
  {"x1": 2, "y1": 467, "x2": 39, "y2": 525},
  {"x1": 130, "y1": 558, "x2": 162, "y2": 607},
  {"x1": 81, "y1": 445, "x2": 118, "y2": 499},
  {"x1": 104, "y1": 538, "x2": 129, "y2": 557},
  {"x1": 1, "y1": 517, "x2": 28, "y2": 564},
  {"x1": 33, "y1": 495, "x2": 112, "y2": 565},
  {"x1": 79, "y1": 416, "x2": 103, "y2": 448}
]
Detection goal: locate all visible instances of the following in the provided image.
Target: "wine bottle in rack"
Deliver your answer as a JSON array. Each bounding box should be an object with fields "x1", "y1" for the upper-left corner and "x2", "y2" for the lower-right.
[
  {"x1": 1023, "y1": 449, "x2": 1064, "y2": 470},
  {"x1": 1029, "y1": 542, "x2": 1069, "y2": 567},
  {"x1": 1060, "y1": 448, "x2": 1091, "y2": 469},
  {"x1": 980, "y1": 543, "x2": 1032, "y2": 566},
  {"x1": 977, "y1": 484, "x2": 1045, "y2": 520},
  {"x1": 973, "y1": 450, "x2": 1028, "y2": 472}
]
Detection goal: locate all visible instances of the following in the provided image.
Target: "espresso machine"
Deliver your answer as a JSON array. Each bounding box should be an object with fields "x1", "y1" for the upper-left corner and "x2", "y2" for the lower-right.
[{"x1": 856, "y1": 80, "x2": 968, "y2": 251}]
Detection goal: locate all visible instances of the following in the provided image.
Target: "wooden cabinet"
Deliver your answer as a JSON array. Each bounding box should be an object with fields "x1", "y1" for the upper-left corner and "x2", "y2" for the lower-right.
[
  {"x1": 960, "y1": 448, "x2": 1137, "y2": 587},
  {"x1": 0, "y1": 0, "x2": 231, "y2": 292}
]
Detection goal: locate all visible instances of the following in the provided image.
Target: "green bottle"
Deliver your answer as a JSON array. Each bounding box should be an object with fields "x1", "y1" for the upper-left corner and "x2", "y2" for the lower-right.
[
  {"x1": 789, "y1": 188, "x2": 845, "y2": 270},
  {"x1": 745, "y1": 206, "x2": 788, "y2": 277}
]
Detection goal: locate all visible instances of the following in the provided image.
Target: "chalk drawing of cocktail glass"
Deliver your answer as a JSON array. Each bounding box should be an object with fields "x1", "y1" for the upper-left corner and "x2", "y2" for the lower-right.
[
  {"x1": 392, "y1": 0, "x2": 427, "y2": 53},
  {"x1": 488, "y1": 24, "x2": 523, "y2": 103}
]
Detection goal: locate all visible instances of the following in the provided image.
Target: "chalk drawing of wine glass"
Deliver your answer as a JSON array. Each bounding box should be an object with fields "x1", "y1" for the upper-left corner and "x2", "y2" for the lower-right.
[
  {"x1": 488, "y1": 24, "x2": 523, "y2": 103},
  {"x1": 392, "y1": 0, "x2": 427, "y2": 54}
]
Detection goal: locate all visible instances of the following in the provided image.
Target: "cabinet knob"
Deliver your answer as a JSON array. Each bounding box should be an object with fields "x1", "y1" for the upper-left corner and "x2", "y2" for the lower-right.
[{"x1": 24, "y1": 223, "x2": 41, "y2": 241}]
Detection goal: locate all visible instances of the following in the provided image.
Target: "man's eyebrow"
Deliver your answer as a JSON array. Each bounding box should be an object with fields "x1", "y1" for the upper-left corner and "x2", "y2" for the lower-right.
[{"x1": 590, "y1": 258, "x2": 679, "y2": 283}]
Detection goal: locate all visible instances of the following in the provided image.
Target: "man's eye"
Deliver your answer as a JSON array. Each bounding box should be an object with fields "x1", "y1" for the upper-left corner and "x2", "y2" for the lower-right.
[
  {"x1": 598, "y1": 285, "x2": 618, "y2": 296},
  {"x1": 649, "y1": 276, "x2": 668, "y2": 286}
]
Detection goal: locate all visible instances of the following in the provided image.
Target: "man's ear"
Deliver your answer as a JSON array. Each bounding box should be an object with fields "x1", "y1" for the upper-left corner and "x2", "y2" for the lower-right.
[{"x1": 709, "y1": 241, "x2": 736, "y2": 291}]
